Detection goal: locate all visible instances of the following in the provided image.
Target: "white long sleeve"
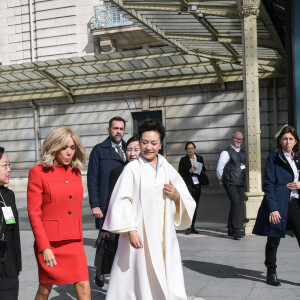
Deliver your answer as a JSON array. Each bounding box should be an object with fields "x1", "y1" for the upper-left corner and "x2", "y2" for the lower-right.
[{"x1": 216, "y1": 151, "x2": 230, "y2": 180}]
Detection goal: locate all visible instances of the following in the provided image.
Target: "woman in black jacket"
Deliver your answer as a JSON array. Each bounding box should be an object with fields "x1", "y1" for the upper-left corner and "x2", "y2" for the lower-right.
[
  {"x1": 178, "y1": 142, "x2": 206, "y2": 235},
  {"x1": 0, "y1": 147, "x2": 21, "y2": 299},
  {"x1": 253, "y1": 126, "x2": 300, "y2": 286}
]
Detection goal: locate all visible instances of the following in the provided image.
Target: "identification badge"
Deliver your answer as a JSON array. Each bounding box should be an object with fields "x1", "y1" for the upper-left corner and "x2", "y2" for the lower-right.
[
  {"x1": 240, "y1": 164, "x2": 246, "y2": 170},
  {"x1": 1, "y1": 207, "x2": 16, "y2": 224}
]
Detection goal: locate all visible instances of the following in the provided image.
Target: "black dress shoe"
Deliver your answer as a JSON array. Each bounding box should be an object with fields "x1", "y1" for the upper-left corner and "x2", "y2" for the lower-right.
[
  {"x1": 185, "y1": 228, "x2": 191, "y2": 235},
  {"x1": 190, "y1": 228, "x2": 199, "y2": 234},
  {"x1": 266, "y1": 273, "x2": 281, "y2": 286},
  {"x1": 95, "y1": 273, "x2": 104, "y2": 287},
  {"x1": 233, "y1": 232, "x2": 242, "y2": 240},
  {"x1": 228, "y1": 229, "x2": 233, "y2": 237}
]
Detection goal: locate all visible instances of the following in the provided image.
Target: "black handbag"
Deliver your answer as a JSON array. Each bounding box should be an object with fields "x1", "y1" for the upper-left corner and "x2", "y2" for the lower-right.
[
  {"x1": 200, "y1": 172, "x2": 209, "y2": 187},
  {"x1": 94, "y1": 233, "x2": 119, "y2": 275}
]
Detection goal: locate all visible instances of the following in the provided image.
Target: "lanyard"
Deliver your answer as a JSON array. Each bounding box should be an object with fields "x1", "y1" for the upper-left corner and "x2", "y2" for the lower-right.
[{"x1": 0, "y1": 191, "x2": 6, "y2": 207}]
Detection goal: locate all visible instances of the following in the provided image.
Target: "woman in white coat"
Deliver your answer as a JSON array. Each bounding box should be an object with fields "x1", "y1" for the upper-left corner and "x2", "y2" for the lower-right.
[{"x1": 103, "y1": 120, "x2": 196, "y2": 300}]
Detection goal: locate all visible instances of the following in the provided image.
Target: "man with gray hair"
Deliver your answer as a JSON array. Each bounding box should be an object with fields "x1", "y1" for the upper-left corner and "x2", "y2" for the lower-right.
[{"x1": 216, "y1": 131, "x2": 246, "y2": 240}]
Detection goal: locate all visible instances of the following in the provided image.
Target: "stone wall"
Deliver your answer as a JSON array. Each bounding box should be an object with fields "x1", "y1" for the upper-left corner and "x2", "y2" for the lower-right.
[{"x1": 0, "y1": 0, "x2": 100, "y2": 64}]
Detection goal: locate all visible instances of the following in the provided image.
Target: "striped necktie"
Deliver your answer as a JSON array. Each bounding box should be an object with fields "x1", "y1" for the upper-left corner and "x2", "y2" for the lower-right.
[{"x1": 116, "y1": 145, "x2": 126, "y2": 162}]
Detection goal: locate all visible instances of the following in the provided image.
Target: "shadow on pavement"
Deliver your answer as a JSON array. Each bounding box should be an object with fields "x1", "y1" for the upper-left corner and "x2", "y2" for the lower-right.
[
  {"x1": 177, "y1": 228, "x2": 235, "y2": 239},
  {"x1": 182, "y1": 260, "x2": 300, "y2": 287}
]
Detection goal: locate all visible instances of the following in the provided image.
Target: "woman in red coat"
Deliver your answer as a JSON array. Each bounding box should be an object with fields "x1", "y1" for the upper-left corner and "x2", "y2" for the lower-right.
[{"x1": 27, "y1": 127, "x2": 90, "y2": 300}]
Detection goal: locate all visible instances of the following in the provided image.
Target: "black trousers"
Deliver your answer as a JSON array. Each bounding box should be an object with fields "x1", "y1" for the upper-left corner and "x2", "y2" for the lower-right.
[
  {"x1": 224, "y1": 184, "x2": 244, "y2": 233},
  {"x1": 0, "y1": 277, "x2": 19, "y2": 300},
  {"x1": 188, "y1": 184, "x2": 201, "y2": 228},
  {"x1": 265, "y1": 198, "x2": 300, "y2": 274}
]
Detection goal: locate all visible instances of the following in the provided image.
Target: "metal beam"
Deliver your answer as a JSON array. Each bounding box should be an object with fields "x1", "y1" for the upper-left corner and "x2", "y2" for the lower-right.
[
  {"x1": 35, "y1": 69, "x2": 74, "y2": 103},
  {"x1": 192, "y1": 50, "x2": 238, "y2": 62},
  {"x1": 165, "y1": 33, "x2": 278, "y2": 49},
  {"x1": 124, "y1": 2, "x2": 239, "y2": 17},
  {"x1": 0, "y1": 89, "x2": 64, "y2": 103},
  {"x1": 196, "y1": 17, "x2": 240, "y2": 59},
  {"x1": 259, "y1": 2, "x2": 286, "y2": 56},
  {"x1": 211, "y1": 59, "x2": 225, "y2": 90}
]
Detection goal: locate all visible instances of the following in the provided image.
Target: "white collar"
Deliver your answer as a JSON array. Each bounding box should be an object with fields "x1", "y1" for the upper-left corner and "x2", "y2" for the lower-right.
[
  {"x1": 230, "y1": 144, "x2": 241, "y2": 152},
  {"x1": 283, "y1": 150, "x2": 294, "y2": 160},
  {"x1": 111, "y1": 140, "x2": 122, "y2": 148}
]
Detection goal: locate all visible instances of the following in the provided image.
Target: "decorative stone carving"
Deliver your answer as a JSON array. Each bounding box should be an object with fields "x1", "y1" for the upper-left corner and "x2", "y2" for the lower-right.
[{"x1": 237, "y1": 0, "x2": 260, "y2": 17}]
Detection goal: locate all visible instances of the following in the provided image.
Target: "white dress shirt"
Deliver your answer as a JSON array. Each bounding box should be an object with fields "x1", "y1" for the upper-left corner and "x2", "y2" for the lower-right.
[
  {"x1": 190, "y1": 155, "x2": 199, "y2": 185},
  {"x1": 216, "y1": 144, "x2": 241, "y2": 181},
  {"x1": 283, "y1": 150, "x2": 299, "y2": 199}
]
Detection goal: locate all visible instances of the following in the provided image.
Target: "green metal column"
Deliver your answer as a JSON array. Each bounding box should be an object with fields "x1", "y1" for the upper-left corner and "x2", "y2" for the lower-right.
[{"x1": 238, "y1": 0, "x2": 264, "y2": 235}]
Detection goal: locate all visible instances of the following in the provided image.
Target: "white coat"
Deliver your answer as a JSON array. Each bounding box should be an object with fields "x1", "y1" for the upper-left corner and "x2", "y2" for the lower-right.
[{"x1": 103, "y1": 154, "x2": 196, "y2": 300}]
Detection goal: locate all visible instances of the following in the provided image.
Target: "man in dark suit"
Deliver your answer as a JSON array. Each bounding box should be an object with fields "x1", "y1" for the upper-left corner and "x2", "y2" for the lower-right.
[
  {"x1": 87, "y1": 116, "x2": 127, "y2": 230},
  {"x1": 178, "y1": 142, "x2": 206, "y2": 235},
  {"x1": 93, "y1": 135, "x2": 140, "y2": 287}
]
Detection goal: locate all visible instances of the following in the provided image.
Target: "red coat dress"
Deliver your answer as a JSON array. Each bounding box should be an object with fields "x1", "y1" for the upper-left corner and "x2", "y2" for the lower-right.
[{"x1": 27, "y1": 164, "x2": 89, "y2": 284}]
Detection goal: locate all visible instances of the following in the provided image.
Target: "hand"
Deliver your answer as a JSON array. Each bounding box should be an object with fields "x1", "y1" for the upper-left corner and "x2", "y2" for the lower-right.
[
  {"x1": 100, "y1": 231, "x2": 110, "y2": 239},
  {"x1": 92, "y1": 207, "x2": 103, "y2": 219},
  {"x1": 191, "y1": 166, "x2": 197, "y2": 172},
  {"x1": 163, "y1": 180, "x2": 180, "y2": 203},
  {"x1": 128, "y1": 231, "x2": 143, "y2": 249},
  {"x1": 287, "y1": 181, "x2": 300, "y2": 190},
  {"x1": 42, "y1": 248, "x2": 57, "y2": 268},
  {"x1": 269, "y1": 211, "x2": 281, "y2": 224},
  {"x1": 219, "y1": 179, "x2": 223, "y2": 189}
]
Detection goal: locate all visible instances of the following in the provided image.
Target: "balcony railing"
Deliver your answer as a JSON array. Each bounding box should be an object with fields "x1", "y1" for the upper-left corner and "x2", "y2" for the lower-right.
[{"x1": 91, "y1": 5, "x2": 133, "y2": 30}]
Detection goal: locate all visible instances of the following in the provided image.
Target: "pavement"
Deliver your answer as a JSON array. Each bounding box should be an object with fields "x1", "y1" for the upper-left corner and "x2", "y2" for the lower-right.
[{"x1": 16, "y1": 190, "x2": 300, "y2": 300}]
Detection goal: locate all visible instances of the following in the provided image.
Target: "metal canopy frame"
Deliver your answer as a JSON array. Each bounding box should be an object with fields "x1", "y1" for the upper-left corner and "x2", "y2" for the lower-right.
[{"x1": 0, "y1": 0, "x2": 285, "y2": 103}]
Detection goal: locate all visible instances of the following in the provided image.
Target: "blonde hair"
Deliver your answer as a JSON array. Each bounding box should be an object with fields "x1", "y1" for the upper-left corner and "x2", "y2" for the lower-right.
[{"x1": 39, "y1": 126, "x2": 87, "y2": 169}]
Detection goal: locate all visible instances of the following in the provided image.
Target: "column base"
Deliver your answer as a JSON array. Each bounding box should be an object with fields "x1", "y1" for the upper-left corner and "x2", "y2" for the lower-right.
[{"x1": 244, "y1": 192, "x2": 264, "y2": 236}]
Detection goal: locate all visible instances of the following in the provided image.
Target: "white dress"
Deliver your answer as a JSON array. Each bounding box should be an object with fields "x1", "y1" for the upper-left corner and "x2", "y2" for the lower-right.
[{"x1": 103, "y1": 154, "x2": 196, "y2": 300}]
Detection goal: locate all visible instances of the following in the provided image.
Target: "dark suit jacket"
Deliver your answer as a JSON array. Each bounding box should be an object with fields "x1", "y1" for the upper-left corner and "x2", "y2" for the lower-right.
[
  {"x1": 87, "y1": 137, "x2": 126, "y2": 229},
  {"x1": 101, "y1": 163, "x2": 126, "y2": 233},
  {"x1": 178, "y1": 154, "x2": 206, "y2": 189},
  {"x1": 0, "y1": 186, "x2": 21, "y2": 278},
  {"x1": 253, "y1": 150, "x2": 300, "y2": 237},
  {"x1": 108, "y1": 164, "x2": 126, "y2": 200}
]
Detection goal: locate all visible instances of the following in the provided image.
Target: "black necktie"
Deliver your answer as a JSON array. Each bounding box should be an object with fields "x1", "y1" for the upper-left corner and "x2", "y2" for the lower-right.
[{"x1": 116, "y1": 145, "x2": 125, "y2": 162}]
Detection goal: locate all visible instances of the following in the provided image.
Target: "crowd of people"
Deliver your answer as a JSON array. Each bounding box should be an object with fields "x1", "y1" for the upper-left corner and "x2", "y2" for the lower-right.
[{"x1": 1, "y1": 118, "x2": 299, "y2": 299}]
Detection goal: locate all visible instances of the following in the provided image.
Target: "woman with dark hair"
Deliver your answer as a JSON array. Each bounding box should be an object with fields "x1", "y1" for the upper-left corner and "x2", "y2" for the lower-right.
[
  {"x1": 103, "y1": 120, "x2": 195, "y2": 300},
  {"x1": 253, "y1": 125, "x2": 300, "y2": 286},
  {"x1": 0, "y1": 147, "x2": 21, "y2": 299},
  {"x1": 27, "y1": 127, "x2": 91, "y2": 299},
  {"x1": 179, "y1": 141, "x2": 206, "y2": 235}
]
